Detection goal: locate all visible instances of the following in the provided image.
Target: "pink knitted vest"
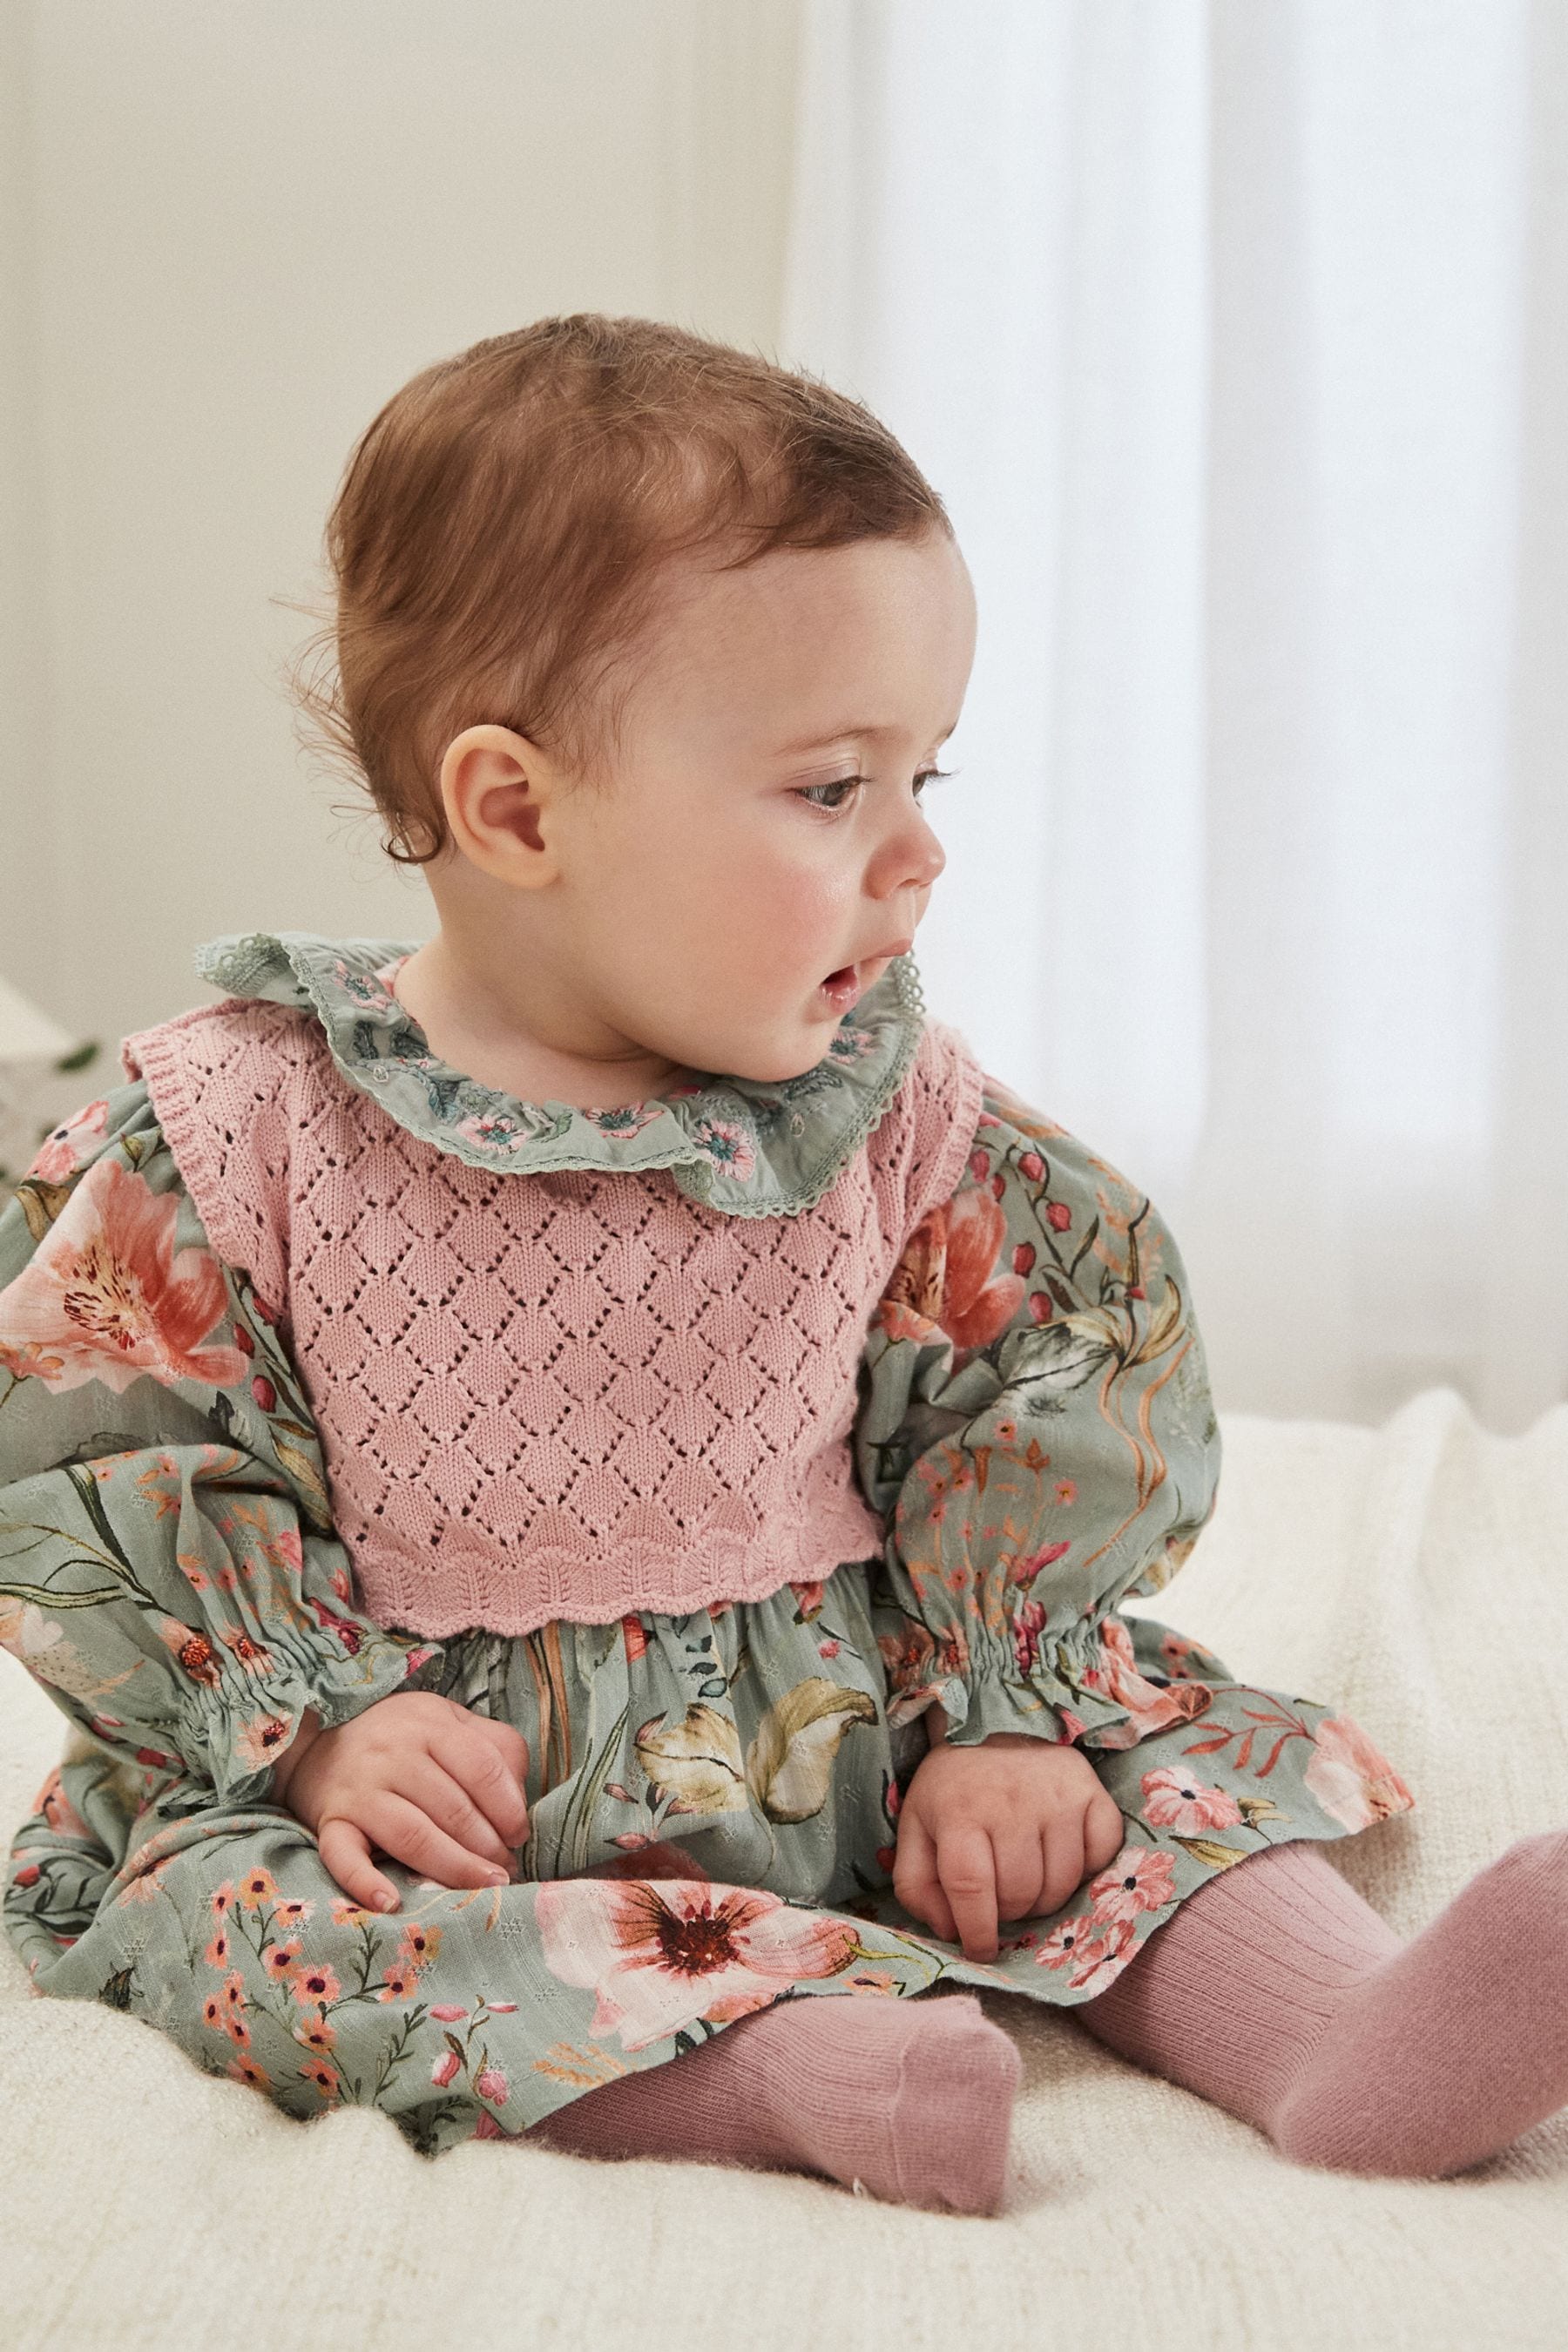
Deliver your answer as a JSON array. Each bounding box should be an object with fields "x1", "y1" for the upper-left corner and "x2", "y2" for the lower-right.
[{"x1": 124, "y1": 998, "x2": 984, "y2": 1638}]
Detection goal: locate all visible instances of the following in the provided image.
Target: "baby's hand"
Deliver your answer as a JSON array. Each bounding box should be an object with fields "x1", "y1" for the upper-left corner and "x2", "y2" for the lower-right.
[
  {"x1": 272, "y1": 1692, "x2": 531, "y2": 1914},
  {"x1": 893, "y1": 1724, "x2": 1124, "y2": 1963}
]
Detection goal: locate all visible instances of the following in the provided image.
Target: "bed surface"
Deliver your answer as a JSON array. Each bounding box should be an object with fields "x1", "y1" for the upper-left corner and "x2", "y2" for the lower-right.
[{"x1": 4, "y1": 1386, "x2": 1565, "y2": 2350}]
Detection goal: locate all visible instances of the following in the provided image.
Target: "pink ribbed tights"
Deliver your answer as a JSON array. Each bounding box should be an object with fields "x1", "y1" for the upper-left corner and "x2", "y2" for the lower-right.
[{"x1": 526, "y1": 1832, "x2": 1568, "y2": 2213}]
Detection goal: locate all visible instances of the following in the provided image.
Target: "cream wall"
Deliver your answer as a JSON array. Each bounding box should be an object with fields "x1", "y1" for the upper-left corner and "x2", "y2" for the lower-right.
[{"x1": 0, "y1": 0, "x2": 802, "y2": 1071}]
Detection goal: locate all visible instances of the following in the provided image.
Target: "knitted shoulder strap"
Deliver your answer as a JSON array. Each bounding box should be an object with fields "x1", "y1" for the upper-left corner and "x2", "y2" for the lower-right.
[
  {"x1": 122, "y1": 997, "x2": 328, "y2": 1319},
  {"x1": 899, "y1": 1015, "x2": 988, "y2": 1238}
]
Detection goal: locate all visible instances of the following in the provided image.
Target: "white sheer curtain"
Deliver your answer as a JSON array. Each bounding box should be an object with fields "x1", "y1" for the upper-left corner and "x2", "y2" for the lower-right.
[{"x1": 780, "y1": 0, "x2": 1568, "y2": 1434}]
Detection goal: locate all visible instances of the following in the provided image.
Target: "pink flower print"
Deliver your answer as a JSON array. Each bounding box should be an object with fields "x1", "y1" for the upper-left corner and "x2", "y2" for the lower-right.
[
  {"x1": 1034, "y1": 1915, "x2": 1098, "y2": 1972},
  {"x1": 1067, "y1": 1914, "x2": 1138, "y2": 1993},
  {"x1": 0, "y1": 1338, "x2": 67, "y2": 1383},
  {"x1": 581, "y1": 1101, "x2": 664, "y2": 1139},
  {"x1": 826, "y1": 1023, "x2": 877, "y2": 1063},
  {"x1": 692, "y1": 1118, "x2": 756, "y2": 1180},
  {"x1": 1077, "y1": 1617, "x2": 1213, "y2": 1747},
  {"x1": 0, "y1": 1156, "x2": 247, "y2": 1395},
  {"x1": 337, "y1": 960, "x2": 401, "y2": 1017},
  {"x1": 26, "y1": 1100, "x2": 109, "y2": 1184},
  {"x1": 535, "y1": 1876, "x2": 861, "y2": 2051},
  {"x1": 304, "y1": 1596, "x2": 362, "y2": 1656},
  {"x1": 290, "y1": 1958, "x2": 341, "y2": 2008},
  {"x1": 235, "y1": 1863, "x2": 278, "y2": 1910},
  {"x1": 1140, "y1": 1766, "x2": 1242, "y2": 1834},
  {"x1": 132, "y1": 1455, "x2": 182, "y2": 1519},
  {"x1": 36, "y1": 1768, "x2": 91, "y2": 1842},
  {"x1": 1045, "y1": 1201, "x2": 1071, "y2": 1233},
  {"x1": 431, "y1": 2049, "x2": 461, "y2": 2089},
  {"x1": 299, "y1": 2058, "x2": 341, "y2": 2100},
  {"x1": 1303, "y1": 1714, "x2": 1416, "y2": 1831},
  {"x1": 1088, "y1": 1844, "x2": 1175, "y2": 1924},
  {"x1": 328, "y1": 1896, "x2": 378, "y2": 1930},
  {"x1": 429, "y1": 2004, "x2": 470, "y2": 2023},
  {"x1": 588, "y1": 1838, "x2": 713, "y2": 1884},
  {"x1": 475, "y1": 2066, "x2": 509, "y2": 2105},
  {"x1": 115, "y1": 1854, "x2": 173, "y2": 1906},
  {"x1": 1011, "y1": 1598, "x2": 1048, "y2": 1680},
  {"x1": 876, "y1": 1187, "x2": 1027, "y2": 1354},
  {"x1": 1008, "y1": 1539, "x2": 1070, "y2": 1589},
  {"x1": 818, "y1": 1638, "x2": 841, "y2": 1659},
  {"x1": 454, "y1": 1111, "x2": 530, "y2": 1152},
  {"x1": 397, "y1": 1921, "x2": 442, "y2": 1970}
]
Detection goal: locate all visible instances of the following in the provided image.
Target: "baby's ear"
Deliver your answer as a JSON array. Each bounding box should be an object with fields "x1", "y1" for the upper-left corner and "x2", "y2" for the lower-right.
[{"x1": 438, "y1": 724, "x2": 562, "y2": 883}]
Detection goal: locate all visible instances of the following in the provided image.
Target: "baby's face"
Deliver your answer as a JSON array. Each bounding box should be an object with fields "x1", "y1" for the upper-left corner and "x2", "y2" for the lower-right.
[{"x1": 538, "y1": 527, "x2": 977, "y2": 1086}]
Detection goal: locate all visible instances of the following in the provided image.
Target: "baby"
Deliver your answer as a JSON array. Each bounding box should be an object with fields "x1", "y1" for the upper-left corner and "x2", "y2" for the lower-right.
[{"x1": 2, "y1": 314, "x2": 1565, "y2": 2216}]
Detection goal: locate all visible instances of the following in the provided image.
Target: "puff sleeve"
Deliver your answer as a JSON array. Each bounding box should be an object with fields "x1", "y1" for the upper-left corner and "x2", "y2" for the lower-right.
[
  {"x1": 0, "y1": 1084, "x2": 442, "y2": 1816},
  {"x1": 853, "y1": 1071, "x2": 1223, "y2": 1752}
]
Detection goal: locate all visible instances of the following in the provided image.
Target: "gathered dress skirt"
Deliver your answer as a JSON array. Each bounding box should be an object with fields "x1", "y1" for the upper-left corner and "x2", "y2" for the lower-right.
[{"x1": 3, "y1": 1544, "x2": 1415, "y2": 2160}]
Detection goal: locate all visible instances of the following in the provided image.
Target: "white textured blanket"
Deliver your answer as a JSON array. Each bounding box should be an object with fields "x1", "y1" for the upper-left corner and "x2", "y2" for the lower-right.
[{"x1": 3, "y1": 1388, "x2": 1565, "y2": 2351}]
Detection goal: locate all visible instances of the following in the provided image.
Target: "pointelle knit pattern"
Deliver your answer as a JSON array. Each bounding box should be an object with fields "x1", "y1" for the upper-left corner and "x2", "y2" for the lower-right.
[{"x1": 122, "y1": 972, "x2": 986, "y2": 1639}]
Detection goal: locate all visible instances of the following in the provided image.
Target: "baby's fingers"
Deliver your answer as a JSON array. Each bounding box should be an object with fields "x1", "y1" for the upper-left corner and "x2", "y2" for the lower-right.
[
  {"x1": 369, "y1": 1790, "x2": 516, "y2": 1898},
  {"x1": 891, "y1": 1808, "x2": 959, "y2": 1943},
  {"x1": 402, "y1": 1754, "x2": 517, "y2": 1876},
  {"x1": 316, "y1": 1815, "x2": 402, "y2": 1915},
  {"x1": 1084, "y1": 1786, "x2": 1125, "y2": 1876},
  {"x1": 430, "y1": 1720, "x2": 531, "y2": 1854},
  {"x1": 936, "y1": 1825, "x2": 1002, "y2": 1962}
]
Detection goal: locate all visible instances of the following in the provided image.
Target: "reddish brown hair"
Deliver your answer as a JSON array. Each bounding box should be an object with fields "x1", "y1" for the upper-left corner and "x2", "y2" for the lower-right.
[{"x1": 285, "y1": 312, "x2": 954, "y2": 864}]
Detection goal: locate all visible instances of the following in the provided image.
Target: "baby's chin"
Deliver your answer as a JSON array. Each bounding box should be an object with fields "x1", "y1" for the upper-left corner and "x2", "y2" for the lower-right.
[
  {"x1": 658, "y1": 970, "x2": 870, "y2": 1086},
  {"x1": 687, "y1": 1026, "x2": 843, "y2": 1089}
]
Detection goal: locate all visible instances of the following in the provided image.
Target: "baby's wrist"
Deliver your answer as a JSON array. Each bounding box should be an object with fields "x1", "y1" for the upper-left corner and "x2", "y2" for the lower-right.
[{"x1": 271, "y1": 1707, "x2": 325, "y2": 1807}]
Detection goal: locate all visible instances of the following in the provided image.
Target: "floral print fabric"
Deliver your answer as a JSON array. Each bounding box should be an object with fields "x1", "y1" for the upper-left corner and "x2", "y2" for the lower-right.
[{"x1": 1, "y1": 1064, "x2": 1415, "y2": 2159}]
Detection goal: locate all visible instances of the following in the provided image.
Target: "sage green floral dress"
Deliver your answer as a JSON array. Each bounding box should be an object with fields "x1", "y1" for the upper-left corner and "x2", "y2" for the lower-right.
[{"x1": 0, "y1": 941, "x2": 1415, "y2": 2159}]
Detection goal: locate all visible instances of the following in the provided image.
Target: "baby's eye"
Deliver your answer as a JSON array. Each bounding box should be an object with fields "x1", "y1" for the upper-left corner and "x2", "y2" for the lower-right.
[{"x1": 795, "y1": 767, "x2": 953, "y2": 814}]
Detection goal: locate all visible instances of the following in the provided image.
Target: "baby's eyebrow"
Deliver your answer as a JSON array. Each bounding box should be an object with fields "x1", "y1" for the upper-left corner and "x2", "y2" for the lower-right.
[{"x1": 774, "y1": 716, "x2": 961, "y2": 754}]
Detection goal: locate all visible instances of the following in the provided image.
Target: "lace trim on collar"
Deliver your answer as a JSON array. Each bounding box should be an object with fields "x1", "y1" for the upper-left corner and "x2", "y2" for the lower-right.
[{"x1": 194, "y1": 931, "x2": 930, "y2": 1220}]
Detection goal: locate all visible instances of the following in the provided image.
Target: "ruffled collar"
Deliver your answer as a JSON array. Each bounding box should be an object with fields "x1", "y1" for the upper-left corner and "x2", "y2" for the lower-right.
[{"x1": 194, "y1": 931, "x2": 930, "y2": 1220}]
